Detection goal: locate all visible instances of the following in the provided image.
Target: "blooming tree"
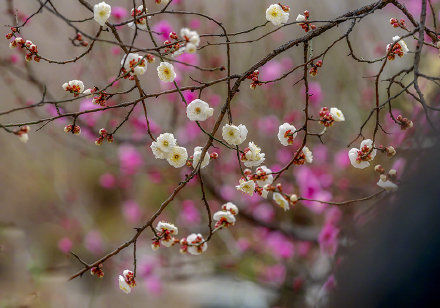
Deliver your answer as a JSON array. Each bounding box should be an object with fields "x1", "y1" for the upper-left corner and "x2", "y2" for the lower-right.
[{"x1": 1, "y1": 0, "x2": 439, "y2": 305}]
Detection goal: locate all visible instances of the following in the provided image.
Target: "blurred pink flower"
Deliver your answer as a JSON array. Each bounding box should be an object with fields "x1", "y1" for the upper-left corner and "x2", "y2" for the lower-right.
[
  {"x1": 260, "y1": 264, "x2": 286, "y2": 285},
  {"x1": 296, "y1": 167, "x2": 331, "y2": 213},
  {"x1": 297, "y1": 241, "x2": 312, "y2": 257},
  {"x1": 58, "y1": 237, "x2": 72, "y2": 254},
  {"x1": 111, "y1": 6, "x2": 127, "y2": 21},
  {"x1": 175, "y1": 53, "x2": 199, "y2": 72},
  {"x1": 236, "y1": 238, "x2": 251, "y2": 252},
  {"x1": 334, "y1": 149, "x2": 350, "y2": 168},
  {"x1": 118, "y1": 145, "x2": 143, "y2": 175},
  {"x1": 79, "y1": 99, "x2": 102, "y2": 126},
  {"x1": 179, "y1": 200, "x2": 201, "y2": 225},
  {"x1": 253, "y1": 203, "x2": 275, "y2": 223},
  {"x1": 153, "y1": 20, "x2": 173, "y2": 41},
  {"x1": 10, "y1": 54, "x2": 20, "y2": 64},
  {"x1": 189, "y1": 18, "x2": 201, "y2": 29},
  {"x1": 302, "y1": 81, "x2": 323, "y2": 106},
  {"x1": 84, "y1": 230, "x2": 103, "y2": 254},
  {"x1": 145, "y1": 275, "x2": 163, "y2": 295},
  {"x1": 266, "y1": 231, "x2": 295, "y2": 259},
  {"x1": 123, "y1": 200, "x2": 142, "y2": 224},
  {"x1": 99, "y1": 173, "x2": 116, "y2": 189},
  {"x1": 318, "y1": 223, "x2": 339, "y2": 256},
  {"x1": 257, "y1": 115, "x2": 279, "y2": 136},
  {"x1": 261, "y1": 60, "x2": 284, "y2": 81}
]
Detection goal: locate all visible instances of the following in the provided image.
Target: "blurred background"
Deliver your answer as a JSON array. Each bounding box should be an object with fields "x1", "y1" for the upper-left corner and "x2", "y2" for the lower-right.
[{"x1": 0, "y1": 0, "x2": 439, "y2": 307}]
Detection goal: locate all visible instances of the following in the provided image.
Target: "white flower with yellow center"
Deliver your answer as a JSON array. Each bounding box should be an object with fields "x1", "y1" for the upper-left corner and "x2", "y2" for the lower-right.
[
  {"x1": 180, "y1": 28, "x2": 200, "y2": 46},
  {"x1": 119, "y1": 275, "x2": 131, "y2": 294},
  {"x1": 222, "y1": 124, "x2": 248, "y2": 146},
  {"x1": 296, "y1": 14, "x2": 306, "y2": 22},
  {"x1": 243, "y1": 142, "x2": 265, "y2": 168},
  {"x1": 186, "y1": 99, "x2": 214, "y2": 121},
  {"x1": 236, "y1": 178, "x2": 256, "y2": 196},
  {"x1": 192, "y1": 146, "x2": 210, "y2": 169},
  {"x1": 278, "y1": 123, "x2": 297, "y2": 146},
  {"x1": 377, "y1": 175, "x2": 398, "y2": 191},
  {"x1": 273, "y1": 192, "x2": 289, "y2": 211},
  {"x1": 266, "y1": 4, "x2": 289, "y2": 26},
  {"x1": 303, "y1": 146, "x2": 313, "y2": 164},
  {"x1": 330, "y1": 107, "x2": 345, "y2": 122},
  {"x1": 222, "y1": 202, "x2": 239, "y2": 215},
  {"x1": 166, "y1": 146, "x2": 188, "y2": 168},
  {"x1": 157, "y1": 61, "x2": 176, "y2": 82},
  {"x1": 155, "y1": 133, "x2": 176, "y2": 153},
  {"x1": 150, "y1": 142, "x2": 167, "y2": 159},
  {"x1": 185, "y1": 43, "x2": 197, "y2": 54},
  {"x1": 94, "y1": 2, "x2": 111, "y2": 27}
]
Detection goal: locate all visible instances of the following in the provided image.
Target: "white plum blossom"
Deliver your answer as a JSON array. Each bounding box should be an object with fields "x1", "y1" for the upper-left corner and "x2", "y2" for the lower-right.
[
  {"x1": 377, "y1": 175, "x2": 398, "y2": 191},
  {"x1": 222, "y1": 124, "x2": 248, "y2": 146},
  {"x1": 121, "y1": 53, "x2": 147, "y2": 76},
  {"x1": 180, "y1": 28, "x2": 200, "y2": 46},
  {"x1": 157, "y1": 61, "x2": 176, "y2": 82},
  {"x1": 255, "y1": 166, "x2": 273, "y2": 187},
  {"x1": 392, "y1": 35, "x2": 409, "y2": 54},
  {"x1": 118, "y1": 269, "x2": 136, "y2": 294},
  {"x1": 150, "y1": 142, "x2": 167, "y2": 159},
  {"x1": 18, "y1": 133, "x2": 29, "y2": 143},
  {"x1": 192, "y1": 146, "x2": 210, "y2": 169},
  {"x1": 213, "y1": 210, "x2": 236, "y2": 227},
  {"x1": 186, "y1": 99, "x2": 214, "y2": 121},
  {"x1": 278, "y1": 123, "x2": 297, "y2": 146},
  {"x1": 348, "y1": 139, "x2": 377, "y2": 169},
  {"x1": 222, "y1": 202, "x2": 239, "y2": 215},
  {"x1": 94, "y1": 2, "x2": 111, "y2": 27},
  {"x1": 242, "y1": 142, "x2": 265, "y2": 168},
  {"x1": 273, "y1": 192, "x2": 289, "y2": 211},
  {"x1": 266, "y1": 4, "x2": 289, "y2": 26},
  {"x1": 330, "y1": 108, "x2": 345, "y2": 122},
  {"x1": 185, "y1": 233, "x2": 207, "y2": 255},
  {"x1": 156, "y1": 221, "x2": 179, "y2": 248},
  {"x1": 261, "y1": 184, "x2": 270, "y2": 199},
  {"x1": 166, "y1": 146, "x2": 188, "y2": 168},
  {"x1": 185, "y1": 43, "x2": 197, "y2": 54},
  {"x1": 155, "y1": 133, "x2": 176, "y2": 153},
  {"x1": 62, "y1": 80, "x2": 85, "y2": 95},
  {"x1": 296, "y1": 14, "x2": 306, "y2": 22},
  {"x1": 236, "y1": 178, "x2": 256, "y2": 196},
  {"x1": 128, "y1": 5, "x2": 149, "y2": 30},
  {"x1": 303, "y1": 146, "x2": 313, "y2": 164}
]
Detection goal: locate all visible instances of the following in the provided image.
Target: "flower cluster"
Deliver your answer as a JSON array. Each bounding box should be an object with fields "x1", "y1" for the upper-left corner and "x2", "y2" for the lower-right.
[
  {"x1": 213, "y1": 202, "x2": 239, "y2": 228},
  {"x1": 278, "y1": 123, "x2": 297, "y2": 146},
  {"x1": 240, "y1": 142, "x2": 266, "y2": 168},
  {"x1": 266, "y1": 4, "x2": 290, "y2": 26},
  {"x1": 396, "y1": 114, "x2": 414, "y2": 130},
  {"x1": 121, "y1": 53, "x2": 151, "y2": 79},
  {"x1": 95, "y1": 128, "x2": 113, "y2": 145},
  {"x1": 296, "y1": 10, "x2": 316, "y2": 32},
  {"x1": 389, "y1": 18, "x2": 407, "y2": 30},
  {"x1": 15, "y1": 125, "x2": 30, "y2": 143},
  {"x1": 265, "y1": 183, "x2": 299, "y2": 211},
  {"x1": 348, "y1": 139, "x2": 376, "y2": 169},
  {"x1": 64, "y1": 124, "x2": 81, "y2": 135},
  {"x1": 72, "y1": 33, "x2": 89, "y2": 47},
  {"x1": 186, "y1": 99, "x2": 214, "y2": 121},
  {"x1": 152, "y1": 221, "x2": 179, "y2": 250},
  {"x1": 150, "y1": 133, "x2": 188, "y2": 168},
  {"x1": 319, "y1": 107, "x2": 345, "y2": 127},
  {"x1": 178, "y1": 27, "x2": 200, "y2": 54},
  {"x1": 236, "y1": 166, "x2": 274, "y2": 197},
  {"x1": 90, "y1": 264, "x2": 104, "y2": 278},
  {"x1": 247, "y1": 70, "x2": 262, "y2": 89},
  {"x1": 92, "y1": 90, "x2": 110, "y2": 106},
  {"x1": 222, "y1": 124, "x2": 248, "y2": 146},
  {"x1": 189, "y1": 146, "x2": 218, "y2": 169},
  {"x1": 62, "y1": 80, "x2": 85, "y2": 96},
  {"x1": 128, "y1": 5, "x2": 149, "y2": 30},
  {"x1": 9, "y1": 36, "x2": 40, "y2": 62},
  {"x1": 386, "y1": 36, "x2": 409, "y2": 60},
  {"x1": 118, "y1": 269, "x2": 136, "y2": 294},
  {"x1": 157, "y1": 61, "x2": 176, "y2": 82},
  {"x1": 375, "y1": 165, "x2": 398, "y2": 191},
  {"x1": 309, "y1": 60, "x2": 323, "y2": 77},
  {"x1": 180, "y1": 233, "x2": 207, "y2": 255},
  {"x1": 93, "y1": 1, "x2": 111, "y2": 27}
]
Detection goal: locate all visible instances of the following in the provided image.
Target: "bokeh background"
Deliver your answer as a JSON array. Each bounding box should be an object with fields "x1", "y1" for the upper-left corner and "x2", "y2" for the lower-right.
[{"x1": 0, "y1": 0, "x2": 438, "y2": 307}]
